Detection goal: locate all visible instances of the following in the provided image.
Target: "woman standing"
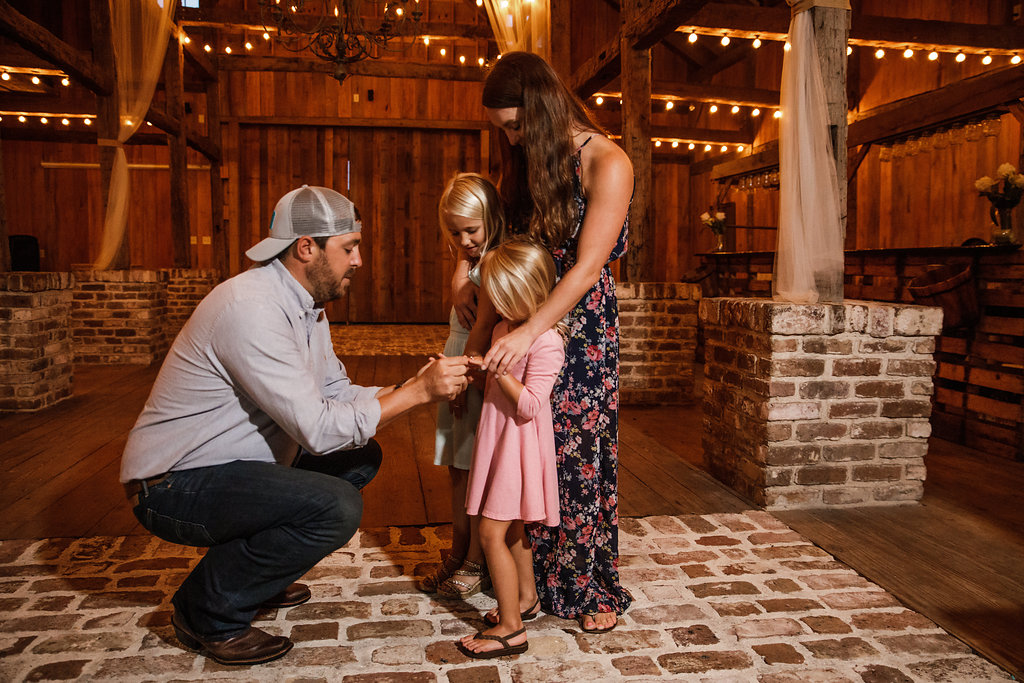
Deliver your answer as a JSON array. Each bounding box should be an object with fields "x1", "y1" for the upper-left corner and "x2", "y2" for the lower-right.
[{"x1": 469, "y1": 51, "x2": 633, "y2": 632}]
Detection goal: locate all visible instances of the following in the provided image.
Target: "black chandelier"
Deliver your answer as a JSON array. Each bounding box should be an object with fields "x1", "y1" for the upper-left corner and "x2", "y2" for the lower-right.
[{"x1": 259, "y1": 0, "x2": 423, "y2": 83}]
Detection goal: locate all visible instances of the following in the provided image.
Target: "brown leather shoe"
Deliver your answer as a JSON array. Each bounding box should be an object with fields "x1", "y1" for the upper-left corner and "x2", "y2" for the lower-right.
[
  {"x1": 172, "y1": 612, "x2": 293, "y2": 665},
  {"x1": 260, "y1": 582, "x2": 312, "y2": 609}
]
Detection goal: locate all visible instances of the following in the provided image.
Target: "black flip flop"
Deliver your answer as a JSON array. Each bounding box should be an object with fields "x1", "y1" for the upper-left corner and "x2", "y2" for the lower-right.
[
  {"x1": 483, "y1": 597, "x2": 541, "y2": 626},
  {"x1": 456, "y1": 626, "x2": 529, "y2": 659}
]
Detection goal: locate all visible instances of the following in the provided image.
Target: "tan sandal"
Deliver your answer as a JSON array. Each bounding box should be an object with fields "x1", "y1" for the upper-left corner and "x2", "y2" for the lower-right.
[
  {"x1": 416, "y1": 552, "x2": 463, "y2": 593},
  {"x1": 437, "y1": 559, "x2": 490, "y2": 599}
]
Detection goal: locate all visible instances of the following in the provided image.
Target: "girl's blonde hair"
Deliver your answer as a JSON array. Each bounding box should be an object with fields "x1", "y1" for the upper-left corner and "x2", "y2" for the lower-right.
[
  {"x1": 480, "y1": 238, "x2": 557, "y2": 325},
  {"x1": 438, "y1": 172, "x2": 505, "y2": 256}
]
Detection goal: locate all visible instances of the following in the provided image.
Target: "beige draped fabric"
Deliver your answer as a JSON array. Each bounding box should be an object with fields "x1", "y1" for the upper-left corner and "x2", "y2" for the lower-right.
[
  {"x1": 774, "y1": 0, "x2": 847, "y2": 303},
  {"x1": 93, "y1": 0, "x2": 176, "y2": 270},
  {"x1": 480, "y1": 0, "x2": 550, "y2": 58}
]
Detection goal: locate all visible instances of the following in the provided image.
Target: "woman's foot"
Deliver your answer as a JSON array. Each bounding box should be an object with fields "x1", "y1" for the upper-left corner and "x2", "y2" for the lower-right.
[
  {"x1": 415, "y1": 552, "x2": 464, "y2": 593},
  {"x1": 577, "y1": 611, "x2": 617, "y2": 633},
  {"x1": 456, "y1": 625, "x2": 528, "y2": 659},
  {"x1": 483, "y1": 596, "x2": 541, "y2": 626},
  {"x1": 436, "y1": 559, "x2": 490, "y2": 599}
]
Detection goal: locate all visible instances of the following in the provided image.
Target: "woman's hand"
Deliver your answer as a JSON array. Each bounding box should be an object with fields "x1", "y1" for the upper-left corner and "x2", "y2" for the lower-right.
[
  {"x1": 482, "y1": 325, "x2": 535, "y2": 377},
  {"x1": 452, "y1": 259, "x2": 478, "y2": 330}
]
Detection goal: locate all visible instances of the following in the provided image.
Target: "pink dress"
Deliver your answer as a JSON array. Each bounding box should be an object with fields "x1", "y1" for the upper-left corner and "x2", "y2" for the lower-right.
[{"x1": 465, "y1": 322, "x2": 564, "y2": 527}]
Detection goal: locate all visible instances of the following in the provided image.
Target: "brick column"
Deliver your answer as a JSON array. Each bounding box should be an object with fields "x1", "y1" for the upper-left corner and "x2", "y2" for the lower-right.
[
  {"x1": 162, "y1": 268, "x2": 219, "y2": 340},
  {"x1": 700, "y1": 297, "x2": 942, "y2": 509},
  {"x1": 71, "y1": 269, "x2": 169, "y2": 364},
  {"x1": 0, "y1": 272, "x2": 74, "y2": 411},
  {"x1": 618, "y1": 282, "x2": 700, "y2": 405}
]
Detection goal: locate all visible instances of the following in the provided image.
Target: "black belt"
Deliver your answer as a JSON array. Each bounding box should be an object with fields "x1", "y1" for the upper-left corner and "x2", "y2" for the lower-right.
[{"x1": 124, "y1": 473, "x2": 170, "y2": 499}]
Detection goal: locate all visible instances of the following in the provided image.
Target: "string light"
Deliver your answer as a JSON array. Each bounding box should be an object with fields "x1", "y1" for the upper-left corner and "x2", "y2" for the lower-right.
[
  {"x1": 784, "y1": 42, "x2": 791, "y2": 51},
  {"x1": 956, "y1": 52, "x2": 966, "y2": 62},
  {"x1": 721, "y1": 145, "x2": 728, "y2": 152},
  {"x1": 982, "y1": 54, "x2": 992, "y2": 65},
  {"x1": 688, "y1": 32, "x2": 698, "y2": 43},
  {"x1": 182, "y1": 35, "x2": 191, "y2": 44},
  {"x1": 40, "y1": 117, "x2": 47, "y2": 124},
  {"x1": 709, "y1": 104, "x2": 718, "y2": 113},
  {"x1": 61, "y1": 77, "x2": 70, "y2": 86},
  {"x1": 61, "y1": 118, "x2": 70, "y2": 125},
  {"x1": 704, "y1": 144, "x2": 712, "y2": 151},
  {"x1": 18, "y1": 115, "x2": 26, "y2": 122},
  {"x1": 245, "y1": 41, "x2": 253, "y2": 50},
  {"x1": 83, "y1": 117, "x2": 92, "y2": 125},
  {"x1": 476, "y1": 0, "x2": 482, "y2": 5},
  {"x1": 654, "y1": 140, "x2": 661, "y2": 147},
  {"x1": 928, "y1": 51, "x2": 939, "y2": 60},
  {"x1": 903, "y1": 48, "x2": 913, "y2": 58},
  {"x1": 731, "y1": 105, "x2": 740, "y2": 114},
  {"x1": 263, "y1": 31, "x2": 271, "y2": 40},
  {"x1": 459, "y1": 55, "x2": 466, "y2": 64},
  {"x1": 688, "y1": 143, "x2": 695, "y2": 150},
  {"x1": 751, "y1": 108, "x2": 760, "y2": 117},
  {"x1": 595, "y1": 96, "x2": 603, "y2": 105},
  {"x1": 204, "y1": 44, "x2": 212, "y2": 52},
  {"x1": 440, "y1": 48, "x2": 446, "y2": 56},
  {"x1": 1, "y1": 72, "x2": 9, "y2": 81},
  {"x1": 774, "y1": 110, "x2": 782, "y2": 119},
  {"x1": 423, "y1": 36, "x2": 429, "y2": 45},
  {"x1": 31, "y1": 76, "x2": 40, "y2": 85},
  {"x1": 874, "y1": 48, "x2": 885, "y2": 59},
  {"x1": 720, "y1": 35, "x2": 730, "y2": 46},
  {"x1": 671, "y1": 140, "x2": 679, "y2": 148},
  {"x1": 224, "y1": 46, "x2": 232, "y2": 54},
  {"x1": 752, "y1": 37, "x2": 761, "y2": 48},
  {"x1": 478, "y1": 57, "x2": 485, "y2": 66},
  {"x1": 738, "y1": 145, "x2": 745, "y2": 152},
  {"x1": 665, "y1": 100, "x2": 674, "y2": 110},
  {"x1": 847, "y1": 46, "x2": 852, "y2": 56},
  {"x1": 1013, "y1": 55, "x2": 1022, "y2": 64}
]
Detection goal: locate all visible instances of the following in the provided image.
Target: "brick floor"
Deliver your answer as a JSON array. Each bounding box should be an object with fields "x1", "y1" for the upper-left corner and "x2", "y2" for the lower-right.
[{"x1": 0, "y1": 512, "x2": 1011, "y2": 682}]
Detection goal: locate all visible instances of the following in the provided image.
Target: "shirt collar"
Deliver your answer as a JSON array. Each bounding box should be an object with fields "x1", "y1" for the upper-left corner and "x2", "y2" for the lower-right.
[{"x1": 268, "y1": 259, "x2": 322, "y2": 317}]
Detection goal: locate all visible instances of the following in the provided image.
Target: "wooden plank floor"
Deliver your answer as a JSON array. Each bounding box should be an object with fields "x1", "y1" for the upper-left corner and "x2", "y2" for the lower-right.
[{"x1": 1, "y1": 360, "x2": 1021, "y2": 676}]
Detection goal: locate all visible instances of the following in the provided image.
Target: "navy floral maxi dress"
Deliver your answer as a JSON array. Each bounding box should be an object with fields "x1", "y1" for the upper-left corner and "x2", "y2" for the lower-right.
[{"x1": 520, "y1": 137, "x2": 633, "y2": 619}]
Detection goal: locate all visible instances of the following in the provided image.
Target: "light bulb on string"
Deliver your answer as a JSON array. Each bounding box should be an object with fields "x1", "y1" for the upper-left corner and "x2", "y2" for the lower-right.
[
  {"x1": 703, "y1": 144, "x2": 712, "y2": 151},
  {"x1": 751, "y1": 108, "x2": 760, "y2": 117},
  {"x1": 440, "y1": 48, "x2": 446, "y2": 56},
  {"x1": 1012, "y1": 55, "x2": 1022, "y2": 64},
  {"x1": 83, "y1": 117, "x2": 92, "y2": 125},
  {"x1": 709, "y1": 104, "x2": 718, "y2": 113},
  {"x1": 204, "y1": 44, "x2": 212, "y2": 52},
  {"x1": 665, "y1": 100, "x2": 674, "y2": 110},
  {"x1": 18, "y1": 115, "x2": 26, "y2": 122},
  {"x1": 459, "y1": 55, "x2": 466, "y2": 64},
  {"x1": 738, "y1": 145, "x2": 745, "y2": 152},
  {"x1": 423, "y1": 36, "x2": 429, "y2": 46},
  {"x1": 774, "y1": 110, "x2": 782, "y2": 119},
  {"x1": 784, "y1": 42, "x2": 791, "y2": 51},
  {"x1": 928, "y1": 51, "x2": 939, "y2": 60},
  {"x1": 61, "y1": 77, "x2": 70, "y2": 86},
  {"x1": 478, "y1": 57, "x2": 485, "y2": 66},
  {"x1": 245, "y1": 41, "x2": 253, "y2": 50},
  {"x1": 721, "y1": 145, "x2": 728, "y2": 152},
  {"x1": 731, "y1": 105, "x2": 739, "y2": 114},
  {"x1": 720, "y1": 35, "x2": 730, "y2": 46},
  {"x1": 1, "y1": 72, "x2": 9, "y2": 81},
  {"x1": 874, "y1": 48, "x2": 885, "y2": 59},
  {"x1": 846, "y1": 45, "x2": 852, "y2": 56},
  {"x1": 31, "y1": 76, "x2": 40, "y2": 85},
  {"x1": 955, "y1": 52, "x2": 965, "y2": 62},
  {"x1": 654, "y1": 140, "x2": 661, "y2": 147},
  {"x1": 752, "y1": 37, "x2": 761, "y2": 48},
  {"x1": 671, "y1": 140, "x2": 679, "y2": 148},
  {"x1": 61, "y1": 118, "x2": 70, "y2": 126},
  {"x1": 40, "y1": 117, "x2": 48, "y2": 124},
  {"x1": 688, "y1": 143, "x2": 695, "y2": 150},
  {"x1": 688, "y1": 32, "x2": 698, "y2": 43},
  {"x1": 595, "y1": 96, "x2": 603, "y2": 106},
  {"x1": 263, "y1": 31, "x2": 270, "y2": 40},
  {"x1": 982, "y1": 54, "x2": 992, "y2": 65},
  {"x1": 903, "y1": 48, "x2": 913, "y2": 58}
]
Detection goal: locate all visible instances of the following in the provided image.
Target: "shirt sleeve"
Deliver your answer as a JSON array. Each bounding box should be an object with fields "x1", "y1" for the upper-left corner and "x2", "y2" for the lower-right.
[
  {"x1": 209, "y1": 298, "x2": 381, "y2": 454},
  {"x1": 516, "y1": 331, "x2": 565, "y2": 422}
]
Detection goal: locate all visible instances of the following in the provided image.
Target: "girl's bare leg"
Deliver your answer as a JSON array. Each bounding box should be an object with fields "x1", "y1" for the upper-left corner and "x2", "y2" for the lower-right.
[
  {"x1": 458, "y1": 517, "x2": 528, "y2": 654},
  {"x1": 485, "y1": 521, "x2": 539, "y2": 623}
]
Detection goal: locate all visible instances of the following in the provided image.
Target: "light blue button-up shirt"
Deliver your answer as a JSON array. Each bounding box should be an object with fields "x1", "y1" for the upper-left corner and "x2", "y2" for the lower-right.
[{"x1": 120, "y1": 259, "x2": 382, "y2": 482}]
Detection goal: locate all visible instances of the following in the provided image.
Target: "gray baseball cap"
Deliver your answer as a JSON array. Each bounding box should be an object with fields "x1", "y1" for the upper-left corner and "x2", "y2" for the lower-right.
[{"x1": 245, "y1": 185, "x2": 362, "y2": 262}]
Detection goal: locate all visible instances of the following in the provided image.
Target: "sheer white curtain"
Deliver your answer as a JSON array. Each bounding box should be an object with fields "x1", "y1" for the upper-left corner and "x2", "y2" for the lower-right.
[
  {"x1": 480, "y1": 0, "x2": 550, "y2": 59},
  {"x1": 94, "y1": 0, "x2": 176, "y2": 269},
  {"x1": 774, "y1": 0, "x2": 847, "y2": 303}
]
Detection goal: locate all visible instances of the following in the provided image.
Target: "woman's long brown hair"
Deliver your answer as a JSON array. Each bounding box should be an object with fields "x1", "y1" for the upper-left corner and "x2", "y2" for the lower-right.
[{"x1": 482, "y1": 52, "x2": 604, "y2": 248}]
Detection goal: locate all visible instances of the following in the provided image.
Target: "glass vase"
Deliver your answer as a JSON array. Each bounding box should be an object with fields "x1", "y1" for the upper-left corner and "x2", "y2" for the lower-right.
[
  {"x1": 714, "y1": 232, "x2": 725, "y2": 252},
  {"x1": 991, "y1": 207, "x2": 1018, "y2": 246}
]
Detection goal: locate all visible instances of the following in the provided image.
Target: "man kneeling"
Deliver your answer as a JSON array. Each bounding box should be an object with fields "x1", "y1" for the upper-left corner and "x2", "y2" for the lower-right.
[{"x1": 120, "y1": 185, "x2": 469, "y2": 665}]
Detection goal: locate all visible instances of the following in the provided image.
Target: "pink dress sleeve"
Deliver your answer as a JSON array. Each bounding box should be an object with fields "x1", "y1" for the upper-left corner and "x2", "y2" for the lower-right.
[{"x1": 515, "y1": 331, "x2": 565, "y2": 422}]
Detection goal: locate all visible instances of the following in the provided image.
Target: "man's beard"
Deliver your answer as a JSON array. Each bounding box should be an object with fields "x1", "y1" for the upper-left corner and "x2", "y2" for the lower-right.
[{"x1": 307, "y1": 252, "x2": 347, "y2": 306}]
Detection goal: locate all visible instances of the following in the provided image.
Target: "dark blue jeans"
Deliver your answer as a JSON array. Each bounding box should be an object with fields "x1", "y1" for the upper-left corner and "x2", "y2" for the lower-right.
[{"x1": 133, "y1": 440, "x2": 381, "y2": 639}]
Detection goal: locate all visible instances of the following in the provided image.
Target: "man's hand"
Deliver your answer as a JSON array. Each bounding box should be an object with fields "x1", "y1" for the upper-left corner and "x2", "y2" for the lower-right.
[{"x1": 416, "y1": 354, "x2": 471, "y2": 402}]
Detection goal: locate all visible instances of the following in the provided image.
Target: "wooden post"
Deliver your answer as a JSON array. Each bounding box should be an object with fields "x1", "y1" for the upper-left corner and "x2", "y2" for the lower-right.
[
  {"x1": 549, "y1": 0, "x2": 571, "y2": 81},
  {"x1": 0, "y1": 140, "x2": 9, "y2": 272},
  {"x1": 208, "y1": 78, "x2": 228, "y2": 280},
  {"x1": 620, "y1": 0, "x2": 653, "y2": 283},
  {"x1": 811, "y1": 5, "x2": 850, "y2": 237},
  {"x1": 165, "y1": 29, "x2": 191, "y2": 268},
  {"x1": 89, "y1": 0, "x2": 127, "y2": 269}
]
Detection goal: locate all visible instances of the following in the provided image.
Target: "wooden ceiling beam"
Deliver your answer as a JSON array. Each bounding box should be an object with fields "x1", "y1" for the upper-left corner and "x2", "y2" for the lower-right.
[
  {"x1": 651, "y1": 81, "x2": 779, "y2": 108},
  {"x1": 571, "y1": 0, "x2": 711, "y2": 97},
  {"x1": 0, "y1": 0, "x2": 113, "y2": 96},
  {"x1": 218, "y1": 55, "x2": 486, "y2": 81},
  {"x1": 677, "y1": 4, "x2": 1024, "y2": 53}
]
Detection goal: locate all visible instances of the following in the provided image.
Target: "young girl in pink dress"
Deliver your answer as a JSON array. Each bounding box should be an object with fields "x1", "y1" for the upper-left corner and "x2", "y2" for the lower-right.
[{"x1": 456, "y1": 239, "x2": 564, "y2": 659}]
